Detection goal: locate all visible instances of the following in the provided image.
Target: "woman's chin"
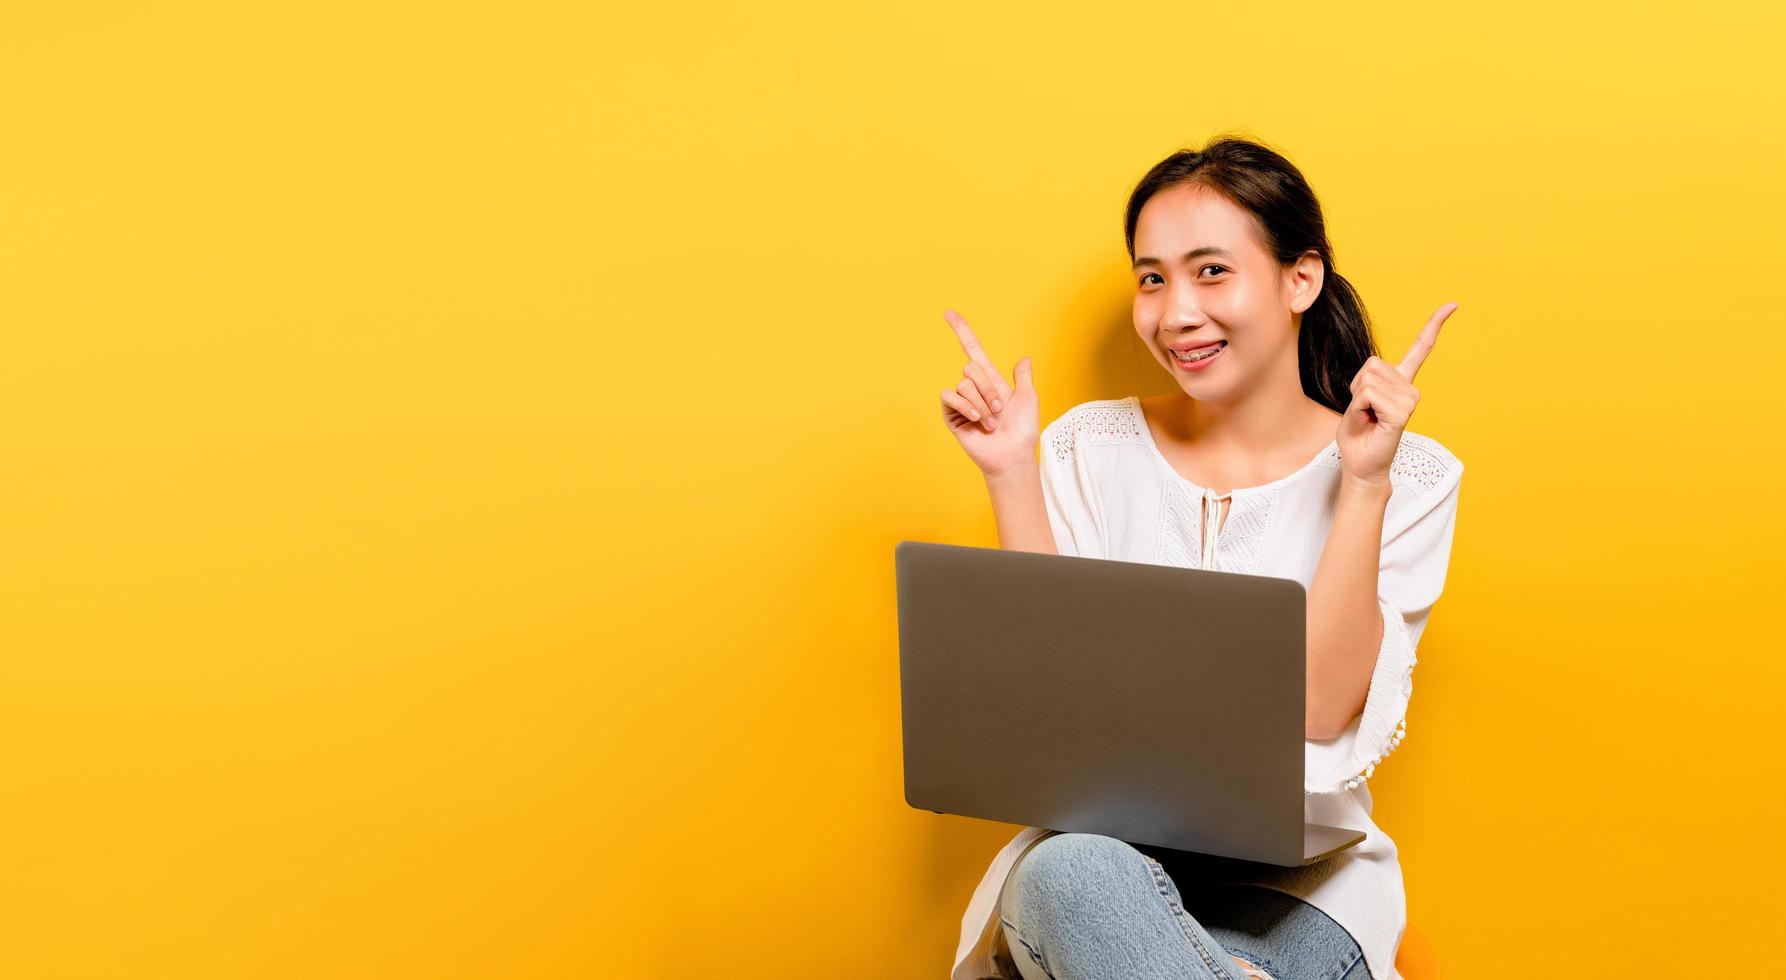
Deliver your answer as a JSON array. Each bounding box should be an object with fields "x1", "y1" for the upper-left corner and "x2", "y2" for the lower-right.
[{"x1": 1171, "y1": 374, "x2": 1237, "y2": 402}]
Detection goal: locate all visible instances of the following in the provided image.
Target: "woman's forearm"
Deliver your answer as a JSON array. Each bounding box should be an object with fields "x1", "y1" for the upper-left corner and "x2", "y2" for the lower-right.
[
  {"x1": 1305, "y1": 478, "x2": 1392, "y2": 739},
  {"x1": 983, "y1": 460, "x2": 1057, "y2": 555}
]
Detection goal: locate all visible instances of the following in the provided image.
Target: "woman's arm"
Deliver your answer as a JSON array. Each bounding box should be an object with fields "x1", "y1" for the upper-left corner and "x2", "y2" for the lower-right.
[
  {"x1": 984, "y1": 461, "x2": 1058, "y2": 555},
  {"x1": 1305, "y1": 477, "x2": 1392, "y2": 739},
  {"x1": 1310, "y1": 303, "x2": 1458, "y2": 741}
]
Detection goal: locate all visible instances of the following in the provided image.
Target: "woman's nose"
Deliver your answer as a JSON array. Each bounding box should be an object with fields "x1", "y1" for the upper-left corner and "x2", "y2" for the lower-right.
[{"x1": 1167, "y1": 280, "x2": 1207, "y2": 324}]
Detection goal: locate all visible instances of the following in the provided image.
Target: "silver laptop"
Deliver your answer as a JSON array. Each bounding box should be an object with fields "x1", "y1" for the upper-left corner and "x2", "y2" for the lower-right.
[{"x1": 894, "y1": 540, "x2": 1365, "y2": 867}]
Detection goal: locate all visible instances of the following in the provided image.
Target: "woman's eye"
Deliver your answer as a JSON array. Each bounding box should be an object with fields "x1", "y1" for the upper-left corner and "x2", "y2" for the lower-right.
[{"x1": 1140, "y1": 267, "x2": 1223, "y2": 286}]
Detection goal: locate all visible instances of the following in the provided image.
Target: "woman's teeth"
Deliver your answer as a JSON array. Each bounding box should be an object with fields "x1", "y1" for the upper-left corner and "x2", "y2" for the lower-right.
[{"x1": 1171, "y1": 342, "x2": 1226, "y2": 362}]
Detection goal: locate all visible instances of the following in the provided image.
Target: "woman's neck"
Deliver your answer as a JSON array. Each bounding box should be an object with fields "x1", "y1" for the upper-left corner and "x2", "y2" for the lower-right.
[{"x1": 1166, "y1": 383, "x2": 1338, "y2": 457}]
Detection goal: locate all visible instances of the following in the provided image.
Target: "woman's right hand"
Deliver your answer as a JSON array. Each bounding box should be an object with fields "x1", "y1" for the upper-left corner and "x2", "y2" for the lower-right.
[{"x1": 938, "y1": 309, "x2": 1039, "y2": 478}]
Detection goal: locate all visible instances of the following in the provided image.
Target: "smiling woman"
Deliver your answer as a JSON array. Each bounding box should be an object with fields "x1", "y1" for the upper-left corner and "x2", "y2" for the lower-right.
[{"x1": 936, "y1": 134, "x2": 1463, "y2": 980}]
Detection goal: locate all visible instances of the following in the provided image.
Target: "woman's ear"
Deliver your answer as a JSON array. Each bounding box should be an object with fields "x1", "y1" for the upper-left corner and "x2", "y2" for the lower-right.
[{"x1": 1286, "y1": 250, "x2": 1325, "y2": 315}]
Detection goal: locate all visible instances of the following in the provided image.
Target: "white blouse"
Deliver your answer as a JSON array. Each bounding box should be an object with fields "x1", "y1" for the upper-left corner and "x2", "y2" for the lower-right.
[{"x1": 950, "y1": 395, "x2": 1464, "y2": 980}]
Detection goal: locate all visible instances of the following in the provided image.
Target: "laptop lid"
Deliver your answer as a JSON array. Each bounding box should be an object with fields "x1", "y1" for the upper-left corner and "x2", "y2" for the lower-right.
[{"x1": 895, "y1": 539, "x2": 1315, "y2": 867}]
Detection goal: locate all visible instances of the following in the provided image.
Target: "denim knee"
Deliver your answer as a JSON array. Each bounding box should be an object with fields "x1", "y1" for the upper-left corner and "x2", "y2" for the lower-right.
[{"x1": 1002, "y1": 833, "x2": 1151, "y2": 929}]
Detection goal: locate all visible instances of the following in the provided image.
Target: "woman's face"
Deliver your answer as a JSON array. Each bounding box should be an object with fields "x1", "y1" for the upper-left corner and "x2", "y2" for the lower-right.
[{"x1": 1131, "y1": 183, "x2": 1319, "y2": 403}]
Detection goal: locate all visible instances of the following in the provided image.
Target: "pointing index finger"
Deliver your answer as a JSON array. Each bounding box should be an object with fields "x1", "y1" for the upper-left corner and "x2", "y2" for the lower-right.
[
  {"x1": 944, "y1": 309, "x2": 996, "y2": 369},
  {"x1": 1398, "y1": 302, "x2": 1457, "y2": 381}
]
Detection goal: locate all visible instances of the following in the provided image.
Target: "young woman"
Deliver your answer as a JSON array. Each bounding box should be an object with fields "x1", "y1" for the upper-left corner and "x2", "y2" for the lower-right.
[{"x1": 934, "y1": 136, "x2": 1463, "y2": 980}]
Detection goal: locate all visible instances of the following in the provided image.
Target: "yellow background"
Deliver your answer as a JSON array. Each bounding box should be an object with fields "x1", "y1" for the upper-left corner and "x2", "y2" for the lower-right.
[{"x1": 3, "y1": 2, "x2": 1781, "y2": 976}]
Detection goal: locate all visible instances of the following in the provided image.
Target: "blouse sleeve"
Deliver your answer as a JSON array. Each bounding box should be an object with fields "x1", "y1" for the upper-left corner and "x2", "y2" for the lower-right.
[
  {"x1": 1039, "y1": 410, "x2": 1108, "y2": 559},
  {"x1": 1305, "y1": 444, "x2": 1463, "y2": 795}
]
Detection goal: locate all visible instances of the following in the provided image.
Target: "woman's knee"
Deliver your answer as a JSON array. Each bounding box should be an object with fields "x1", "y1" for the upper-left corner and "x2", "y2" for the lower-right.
[{"x1": 1002, "y1": 833, "x2": 1150, "y2": 924}]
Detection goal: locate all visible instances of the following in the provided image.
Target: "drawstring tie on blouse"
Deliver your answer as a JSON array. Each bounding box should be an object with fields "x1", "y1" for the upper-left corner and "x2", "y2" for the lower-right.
[{"x1": 1201, "y1": 489, "x2": 1232, "y2": 569}]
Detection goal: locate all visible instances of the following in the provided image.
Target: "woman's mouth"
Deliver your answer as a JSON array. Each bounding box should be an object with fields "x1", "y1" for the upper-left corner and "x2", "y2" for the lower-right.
[{"x1": 1170, "y1": 341, "x2": 1226, "y2": 371}]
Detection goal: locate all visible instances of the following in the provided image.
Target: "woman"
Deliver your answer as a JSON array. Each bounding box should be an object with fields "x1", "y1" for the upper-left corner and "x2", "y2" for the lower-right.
[{"x1": 934, "y1": 136, "x2": 1463, "y2": 980}]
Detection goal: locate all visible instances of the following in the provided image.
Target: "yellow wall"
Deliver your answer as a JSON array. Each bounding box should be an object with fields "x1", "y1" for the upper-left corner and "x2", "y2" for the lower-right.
[{"x1": 3, "y1": 2, "x2": 1780, "y2": 976}]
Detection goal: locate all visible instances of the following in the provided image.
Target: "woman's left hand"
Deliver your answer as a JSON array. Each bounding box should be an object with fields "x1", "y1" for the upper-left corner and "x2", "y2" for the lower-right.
[{"x1": 1336, "y1": 302, "x2": 1457, "y2": 492}]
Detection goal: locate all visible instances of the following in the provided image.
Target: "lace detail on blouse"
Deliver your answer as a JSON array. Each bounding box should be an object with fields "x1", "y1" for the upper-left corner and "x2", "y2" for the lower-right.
[
  {"x1": 1154, "y1": 479, "x2": 1204, "y2": 570},
  {"x1": 1048, "y1": 403, "x2": 1143, "y2": 464},
  {"x1": 1152, "y1": 481, "x2": 1278, "y2": 575},
  {"x1": 1213, "y1": 494, "x2": 1276, "y2": 572},
  {"x1": 1339, "y1": 436, "x2": 1448, "y2": 493}
]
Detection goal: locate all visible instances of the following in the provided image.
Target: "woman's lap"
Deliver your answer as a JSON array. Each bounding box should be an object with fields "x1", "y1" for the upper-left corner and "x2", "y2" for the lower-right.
[{"x1": 999, "y1": 833, "x2": 1369, "y2": 980}]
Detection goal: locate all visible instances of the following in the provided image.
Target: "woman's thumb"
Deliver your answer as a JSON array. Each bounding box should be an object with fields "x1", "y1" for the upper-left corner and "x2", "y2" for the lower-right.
[{"x1": 1014, "y1": 356, "x2": 1033, "y2": 392}]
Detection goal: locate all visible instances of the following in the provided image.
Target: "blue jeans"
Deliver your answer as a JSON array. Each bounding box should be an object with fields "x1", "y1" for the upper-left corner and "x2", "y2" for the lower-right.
[{"x1": 999, "y1": 833, "x2": 1371, "y2": 980}]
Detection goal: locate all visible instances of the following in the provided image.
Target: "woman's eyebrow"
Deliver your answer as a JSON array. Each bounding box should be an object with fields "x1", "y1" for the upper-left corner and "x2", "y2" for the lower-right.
[{"x1": 1133, "y1": 246, "x2": 1235, "y2": 269}]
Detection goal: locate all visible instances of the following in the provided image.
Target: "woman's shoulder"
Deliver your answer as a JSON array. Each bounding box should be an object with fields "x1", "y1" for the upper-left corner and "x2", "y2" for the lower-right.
[{"x1": 1042, "y1": 396, "x2": 1146, "y2": 464}]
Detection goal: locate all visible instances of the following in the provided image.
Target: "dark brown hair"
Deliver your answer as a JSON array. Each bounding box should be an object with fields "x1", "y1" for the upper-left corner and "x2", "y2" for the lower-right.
[{"x1": 1124, "y1": 134, "x2": 1376, "y2": 413}]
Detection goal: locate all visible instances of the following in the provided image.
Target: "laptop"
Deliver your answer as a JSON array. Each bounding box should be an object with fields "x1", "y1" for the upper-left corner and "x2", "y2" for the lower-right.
[{"x1": 894, "y1": 539, "x2": 1365, "y2": 867}]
